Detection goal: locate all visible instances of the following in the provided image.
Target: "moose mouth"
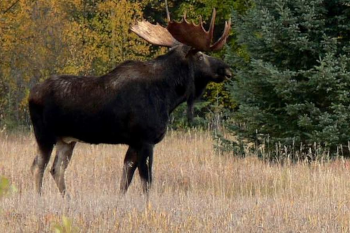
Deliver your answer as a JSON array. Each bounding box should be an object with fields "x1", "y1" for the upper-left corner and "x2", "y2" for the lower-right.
[
  {"x1": 214, "y1": 68, "x2": 232, "y2": 82},
  {"x1": 224, "y1": 68, "x2": 232, "y2": 79}
]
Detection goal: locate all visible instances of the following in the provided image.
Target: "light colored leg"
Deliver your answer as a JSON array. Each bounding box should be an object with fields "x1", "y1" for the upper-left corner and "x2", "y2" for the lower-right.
[
  {"x1": 31, "y1": 145, "x2": 53, "y2": 195},
  {"x1": 50, "y1": 139, "x2": 76, "y2": 196}
]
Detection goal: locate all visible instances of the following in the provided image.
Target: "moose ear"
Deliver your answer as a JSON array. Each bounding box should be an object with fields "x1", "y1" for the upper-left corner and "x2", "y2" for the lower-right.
[
  {"x1": 184, "y1": 47, "x2": 200, "y2": 58},
  {"x1": 131, "y1": 21, "x2": 175, "y2": 47}
]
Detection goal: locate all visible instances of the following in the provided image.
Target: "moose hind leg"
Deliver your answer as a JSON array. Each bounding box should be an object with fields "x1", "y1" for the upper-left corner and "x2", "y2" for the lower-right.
[
  {"x1": 120, "y1": 146, "x2": 138, "y2": 193},
  {"x1": 138, "y1": 144, "x2": 154, "y2": 193},
  {"x1": 50, "y1": 139, "x2": 76, "y2": 196},
  {"x1": 31, "y1": 143, "x2": 54, "y2": 195}
]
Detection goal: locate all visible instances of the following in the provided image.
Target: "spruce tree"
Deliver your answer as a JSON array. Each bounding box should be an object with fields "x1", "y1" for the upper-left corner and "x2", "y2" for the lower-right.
[{"x1": 225, "y1": 0, "x2": 350, "y2": 157}]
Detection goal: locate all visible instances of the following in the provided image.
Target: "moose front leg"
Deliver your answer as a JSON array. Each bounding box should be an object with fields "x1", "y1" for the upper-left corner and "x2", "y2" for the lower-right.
[
  {"x1": 137, "y1": 144, "x2": 154, "y2": 193},
  {"x1": 120, "y1": 144, "x2": 154, "y2": 194},
  {"x1": 120, "y1": 146, "x2": 138, "y2": 193}
]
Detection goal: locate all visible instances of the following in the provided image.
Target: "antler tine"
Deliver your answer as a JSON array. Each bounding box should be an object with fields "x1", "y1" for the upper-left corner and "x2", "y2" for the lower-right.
[
  {"x1": 207, "y1": 9, "x2": 216, "y2": 47},
  {"x1": 131, "y1": 21, "x2": 175, "y2": 47},
  {"x1": 167, "y1": 8, "x2": 231, "y2": 52},
  {"x1": 167, "y1": 13, "x2": 210, "y2": 51},
  {"x1": 210, "y1": 18, "x2": 231, "y2": 51},
  {"x1": 165, "y1": 0, "x2": 170, "y2": 22}
]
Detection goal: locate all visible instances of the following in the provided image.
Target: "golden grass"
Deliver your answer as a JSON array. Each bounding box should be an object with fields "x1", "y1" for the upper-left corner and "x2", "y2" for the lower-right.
[{"x1": 1, "y1": 130, "x2": 350, "y2": 232}]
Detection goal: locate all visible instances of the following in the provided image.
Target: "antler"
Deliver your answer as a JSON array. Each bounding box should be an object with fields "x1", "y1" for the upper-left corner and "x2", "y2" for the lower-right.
[
  {"x1": 131, "y1": 9, "x2": 231, "y2": 51},
  {"x1": 131, "y1": 21, "x2": 175, "y2": 47},
  {"x1": 167, "y1": 9, "x2": 231, "y2": 51}
]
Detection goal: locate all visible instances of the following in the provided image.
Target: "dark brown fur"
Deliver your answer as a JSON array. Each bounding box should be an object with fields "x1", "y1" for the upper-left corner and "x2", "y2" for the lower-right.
[{"x1": 29, "y1": 45, "x2": 231, "y2": 195}]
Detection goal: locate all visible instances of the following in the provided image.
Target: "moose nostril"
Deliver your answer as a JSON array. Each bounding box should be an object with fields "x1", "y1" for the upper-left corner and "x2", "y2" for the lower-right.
[{"x1": 225, "y1": 68, "x2": 232, "y2": 78}]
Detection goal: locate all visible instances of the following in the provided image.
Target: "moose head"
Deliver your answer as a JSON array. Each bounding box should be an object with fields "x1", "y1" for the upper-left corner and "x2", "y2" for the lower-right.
[{"x1": 131, "y1": 9, "x2": 232, "y2": 122}]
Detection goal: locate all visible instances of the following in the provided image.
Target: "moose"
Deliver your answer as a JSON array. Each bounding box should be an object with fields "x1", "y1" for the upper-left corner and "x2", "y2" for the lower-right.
[{"x1": 29, "y1": 9, "x2": 232, "y2": 196}]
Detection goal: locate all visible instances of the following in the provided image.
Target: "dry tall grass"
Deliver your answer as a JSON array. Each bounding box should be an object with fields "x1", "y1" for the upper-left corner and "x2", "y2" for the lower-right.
[{"x1": 1, "y1": 130, "x2": 350, "y2": 232}]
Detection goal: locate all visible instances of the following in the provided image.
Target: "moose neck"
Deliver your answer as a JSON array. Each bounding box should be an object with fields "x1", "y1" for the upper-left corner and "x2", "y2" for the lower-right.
[{"x1": 155, "y1": 46, "x2": 195, "y2": 113}]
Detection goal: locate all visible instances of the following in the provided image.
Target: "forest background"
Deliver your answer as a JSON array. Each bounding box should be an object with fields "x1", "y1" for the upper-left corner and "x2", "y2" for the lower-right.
[
  {"x1": 0, "y1": 0, "x2": 241, "y2": 129},
  {"x1": 1, "y1": 0, "x2": 350, "y2": 158}
]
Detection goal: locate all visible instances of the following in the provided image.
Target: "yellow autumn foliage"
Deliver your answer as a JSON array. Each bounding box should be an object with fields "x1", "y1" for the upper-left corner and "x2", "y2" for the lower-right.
[{"x1": 0, "y1": 0, "x2": 154, "y2": 126}]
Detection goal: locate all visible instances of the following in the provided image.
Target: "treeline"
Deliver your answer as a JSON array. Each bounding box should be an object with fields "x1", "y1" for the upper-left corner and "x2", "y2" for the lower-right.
[
  {"x1": 222, "y1": 0, "x2": 350, "y2": 157},
  {"x1": 1, "y1": 0, "x2": 350, "y2": 157}
]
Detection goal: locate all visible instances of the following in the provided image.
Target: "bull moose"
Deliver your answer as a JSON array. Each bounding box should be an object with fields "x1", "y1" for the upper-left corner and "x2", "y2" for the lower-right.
[{"x1": 29, "y1": 9, "x2": 232, "y2": 195}]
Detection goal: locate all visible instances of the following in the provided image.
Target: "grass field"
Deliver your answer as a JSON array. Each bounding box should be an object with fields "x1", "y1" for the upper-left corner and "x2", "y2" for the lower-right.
[{"x1": 1, "y1": 130, "x2": 350, "y2": 232}]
